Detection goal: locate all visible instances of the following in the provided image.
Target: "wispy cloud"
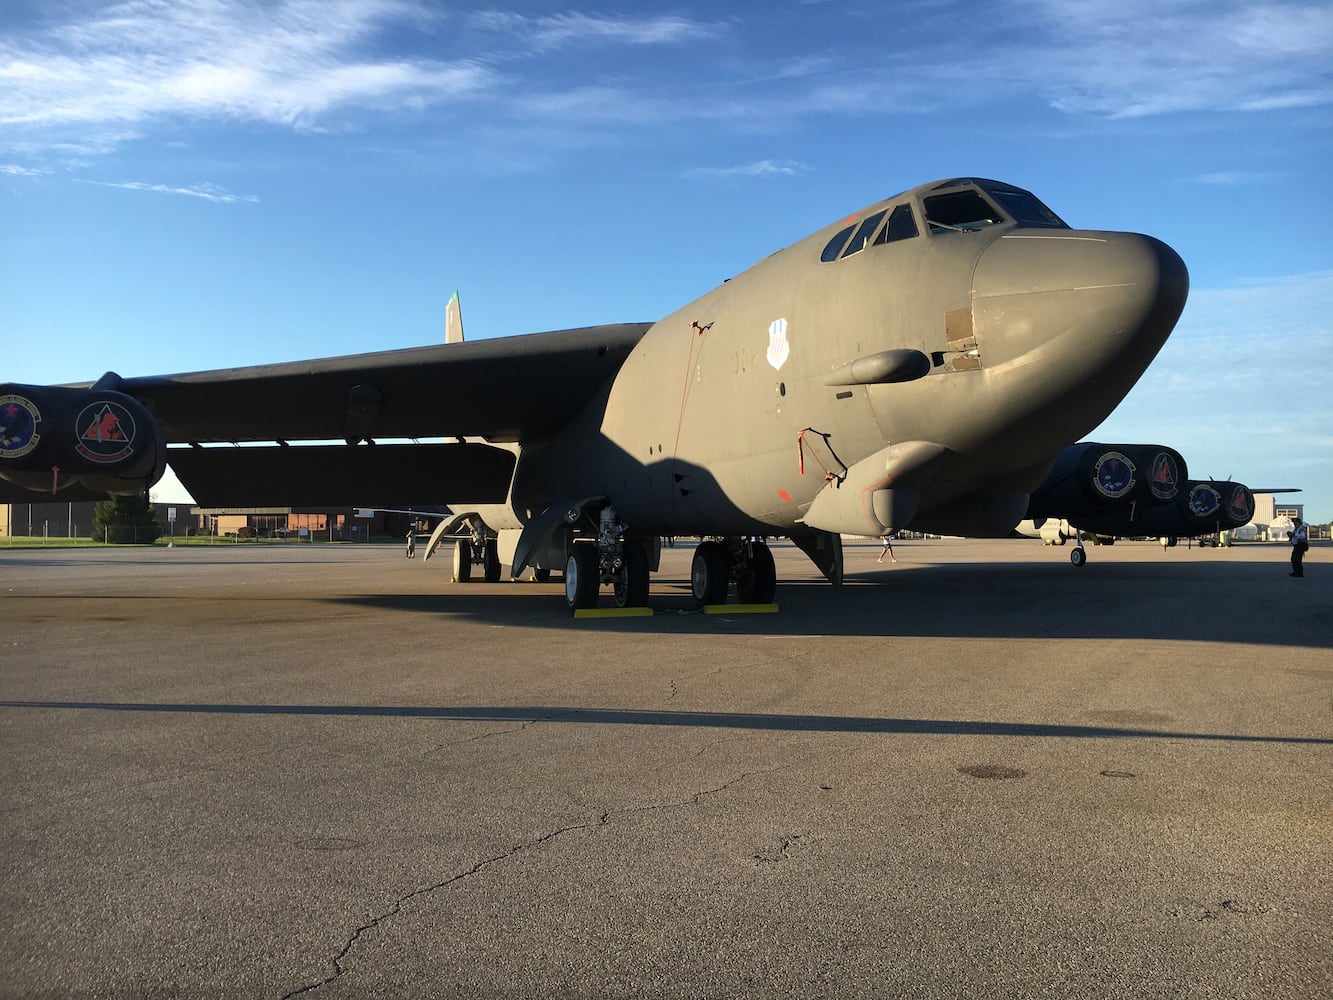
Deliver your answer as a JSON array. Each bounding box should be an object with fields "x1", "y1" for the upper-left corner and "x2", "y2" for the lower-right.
[
  {"x1": 1, "y1": 163, "x2": 47, "y2": 176},
  {"x1": 78, "y1": 179, "x2": 258, "y2": 204},
  {"x1": 1, "y1": 0, "x2": 1329, "y2": 180},
  {"x1": 0, "y1": 0, "x2": 493, "y2": 137},
  {"x1": 467, "y1": 11, "x2": 722, "y2": 52},
  {"x1": 1024, "y1": 0, "x2": 1333, "y2": 118},
  {"x1": 686, "y1": 159, "x2": 812, "y2": 180},
  {"x1": 1184, "y1": 171, "x2": 1276, "y2": 186}
]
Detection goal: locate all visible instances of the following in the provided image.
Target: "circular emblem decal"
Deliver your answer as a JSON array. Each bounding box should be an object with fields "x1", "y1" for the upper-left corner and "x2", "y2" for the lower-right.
[
  {"x1": 1149, "y1": 452, "x2": 1179, "y2": 500},
  {"x1": 1187, "y1": 483, "x2": 1221, "y2": 517},
  {"x1": 75, "y1": 400, "x2": 137, "y2": 465},
  {"x1": 1227, "y1": 485, "x2": 1254, "y2": 523},
  {"x1": 1093, "y1": 451, "x2": 1137, "y2": 499},
  {"x1": 0, "y1": 394, "x2": 42, "y2": 459}
]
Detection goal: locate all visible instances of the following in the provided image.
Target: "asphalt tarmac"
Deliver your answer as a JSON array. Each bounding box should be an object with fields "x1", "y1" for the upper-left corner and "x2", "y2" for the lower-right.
[{"x1": 2, "y1": 537, "x2": 1330, "y2": 999}]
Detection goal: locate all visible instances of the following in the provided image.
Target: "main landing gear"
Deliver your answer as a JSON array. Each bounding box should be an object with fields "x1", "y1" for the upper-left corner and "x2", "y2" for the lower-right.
[
  {"x1": 691, "y1": 537, "x2": 777, "y2": 605},
  {"x1": 564, "y1": 505, "x2": 653, "y2": 613}
]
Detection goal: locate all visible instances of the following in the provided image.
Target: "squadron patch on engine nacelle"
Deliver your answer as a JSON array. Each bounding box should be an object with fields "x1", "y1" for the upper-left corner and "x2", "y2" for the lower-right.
[
  {"x1": 76, "y1": 401, "x2": 137, "y2": 464},
  {"x1": 1150, "y1": 452, "x2": 1179, "y2": 500},
  {"x1": 1187, "y1": 483, "x2": 1221, "y2": 517},
  {"x1": 1227, "y1": 485, "x2": 1254, "y2": 523},
  {"x1": 0, "y1": 395, "x2": 41, "y2": 459},
  {"x1": 1093, "y1": 451, "x2": 1136, "y2": 499}
]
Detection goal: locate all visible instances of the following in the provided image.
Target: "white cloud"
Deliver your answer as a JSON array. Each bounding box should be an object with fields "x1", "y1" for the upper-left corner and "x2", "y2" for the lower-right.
[
  {"x1": 467, "y1": 11, "x2": 722, "y2": 51},
  {"x1": 1, "y1": 0, "x2": 1329, "y2": 180},
  {"x1": 1185, "y1": 171, "x2": 1275, "y2": 186},
  {"x1": 686, "y1": 159, "x2": 812, "y2": 180},
  {"x1": 0, "y1": 0, "x2": 494, "y2": 137},
  {"x1": 78, "y1": 179, "x2": 259, "y2": 204},
  {"x1": 1023, "y1": 0, "x2": 1333, "y2": 118},
  {"x1": 1, "y1": 163, "x2": 46, "y2": 176}
]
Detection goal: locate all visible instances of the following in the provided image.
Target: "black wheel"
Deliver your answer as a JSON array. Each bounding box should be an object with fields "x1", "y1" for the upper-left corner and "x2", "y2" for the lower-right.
[
  {"x1": 483, "y1": 538, "x2": 501, "y2": 582},
  {"x1": 532, "y1": 567, "x2": 551, "y2": 583},
  {"x1": 1070, "y1": 546, "x2": 1086, "y2": 568},
  {"x1": 452, "y1": 538, "x2": 472, "y2": 583},
  {"x1": 736, "y1": 541, "x2": 776, "y2": 604},
  {"x1": 565, "y1": 544, "x2": 600, "y2": 611},
  {"x1": 613, "y1": 543, "x2": 651, "y2": 608},
  {"x1": 691, "y1": 541, "x2": 730, "y2": 605}
]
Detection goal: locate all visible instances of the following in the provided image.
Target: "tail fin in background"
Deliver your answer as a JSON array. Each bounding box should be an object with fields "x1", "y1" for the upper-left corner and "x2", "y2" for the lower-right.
[{"x1": 445, "y1": 290, "x2": 464, "y2": 345}]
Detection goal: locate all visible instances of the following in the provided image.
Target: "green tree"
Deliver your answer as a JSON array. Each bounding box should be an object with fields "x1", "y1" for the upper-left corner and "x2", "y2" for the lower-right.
[{"x1": 93, "y1": 494, "x2": 161, "y2": 544}]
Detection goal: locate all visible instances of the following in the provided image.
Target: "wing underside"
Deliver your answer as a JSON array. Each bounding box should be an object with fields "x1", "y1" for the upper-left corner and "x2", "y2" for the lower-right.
[{"x1": 168, "y1": 442, "x2": 516, "y2": 508}]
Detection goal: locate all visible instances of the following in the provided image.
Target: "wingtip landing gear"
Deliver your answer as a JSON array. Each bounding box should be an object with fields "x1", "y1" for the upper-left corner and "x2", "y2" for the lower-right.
[
  {"x1": 453, "y1": 520, "x2": 503, "y2": 584},
  {"x1": 1069, "y1": 527, "x2": 1087, "y2": 567}
]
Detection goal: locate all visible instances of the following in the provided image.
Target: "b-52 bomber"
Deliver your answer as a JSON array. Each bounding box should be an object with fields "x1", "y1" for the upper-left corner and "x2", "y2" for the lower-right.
[{"x1": 2, "y1": 177, "x2": 1192, "y2": 611}]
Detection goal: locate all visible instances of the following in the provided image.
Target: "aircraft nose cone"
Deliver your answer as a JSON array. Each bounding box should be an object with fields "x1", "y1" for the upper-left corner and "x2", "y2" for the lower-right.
[{"x1": 972, "y1": 230, "x2": 1189, "y2": 371}]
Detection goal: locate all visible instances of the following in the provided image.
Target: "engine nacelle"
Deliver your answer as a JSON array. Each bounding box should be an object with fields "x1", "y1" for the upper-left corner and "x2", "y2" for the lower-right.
[
  {"x1": 0, "y1": 382, "x2": 166, "y2": 496},
  {"x1": 1066, "y1": 479, "x2": 1254, "y2": 538},
  {"x1": 1028, "y1": 442, "x2": 1187, "y2": 519}
]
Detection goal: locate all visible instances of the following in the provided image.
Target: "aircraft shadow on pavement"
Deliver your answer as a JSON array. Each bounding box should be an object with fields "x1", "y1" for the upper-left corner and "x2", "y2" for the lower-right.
[
  {"x1": 328, "y1": 558, "x2": 1332, "y2": 648},
  {"x1": 2, "y1": 699, "x2": 1329, "y2": 746}
]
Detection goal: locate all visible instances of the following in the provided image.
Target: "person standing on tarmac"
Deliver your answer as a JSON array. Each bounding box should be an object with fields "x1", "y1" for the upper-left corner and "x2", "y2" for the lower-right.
[
  {"x1": 1288, "y1": 517, "x2": 1308, "y2": 577},
  {"x1": 405, "y1": 528, "x2": 416, "y2": 559},
  {"x1": 878, "y1": 534, "x2": 897, "y2": 563}
]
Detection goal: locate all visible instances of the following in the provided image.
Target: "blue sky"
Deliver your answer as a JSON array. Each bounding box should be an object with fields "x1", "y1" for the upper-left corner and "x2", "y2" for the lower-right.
[{"x1": 2, "y1": 0, "x2": 1330, "y2": 520}]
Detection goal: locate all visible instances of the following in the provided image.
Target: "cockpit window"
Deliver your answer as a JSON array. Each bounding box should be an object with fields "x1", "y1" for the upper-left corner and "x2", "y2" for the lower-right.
[
  {"x1": 821, "y1": 224, "x2": 855, "y2": 262},
  {"x1": 840, "y1": 210, "x2": 887, "y2": 259},
  {"x1": 923, "y1": 190, "x2": 1004, "y2": 233},
  {"x1": 979, "y1": 183, "x2": 1067, "y2": 228},
  {"x1": 821, "y1": 203, "x2": 920, "y2": 263},
  {"x1": 874, "y1": 203, "x2": 919, "y2": 245}
]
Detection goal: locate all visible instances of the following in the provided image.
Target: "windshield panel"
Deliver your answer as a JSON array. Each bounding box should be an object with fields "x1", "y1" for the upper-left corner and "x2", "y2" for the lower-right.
[
  {"x1": 874, "y1": 203, "x2": 919, "y2": 245},
  {"x1": 923, "y1": 190, "x2": 1003, "y2": 233},
  {"x1": 841, "y1": 210, "x2": 888, "y2": 258},
  {"x1": 978, "y1": 183, "x2": 1068, "y2": 228}
]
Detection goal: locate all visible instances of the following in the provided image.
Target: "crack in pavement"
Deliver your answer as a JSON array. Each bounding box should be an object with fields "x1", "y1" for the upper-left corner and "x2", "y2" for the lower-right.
[
  {"x1": 279, "y1": 766, "x2": 785, "y2": 997},
  {"x1": 422, "y1": 708, "x2": 586, "y2": 757}
]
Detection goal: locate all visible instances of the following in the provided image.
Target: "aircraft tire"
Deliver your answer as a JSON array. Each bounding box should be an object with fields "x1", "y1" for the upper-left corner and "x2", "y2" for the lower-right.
[
  {"x1": 736, "y1": 541, "x2": 776, "y2": 604},
  {"x1": 483, "y1": 538, "x2": 502, "y2": 583},
  {"x1": 1070, "y1": 546, "x2": 1086, "y2": 568},
  {"x1": 613, "y1": 543, "x2": 650, "y2": 608},
  {"x1": 452, "y1": 539, "x2": 473, "y2": 583},
  {"x1": 532, "y1": 567, "x2": 551, "y2": 583},
  {"x1": 565, "y1": 544, "x2": 599, "y2": 611},
  {"x1": 691, "y1": 541, "x2": 730, "y2": 605}
]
